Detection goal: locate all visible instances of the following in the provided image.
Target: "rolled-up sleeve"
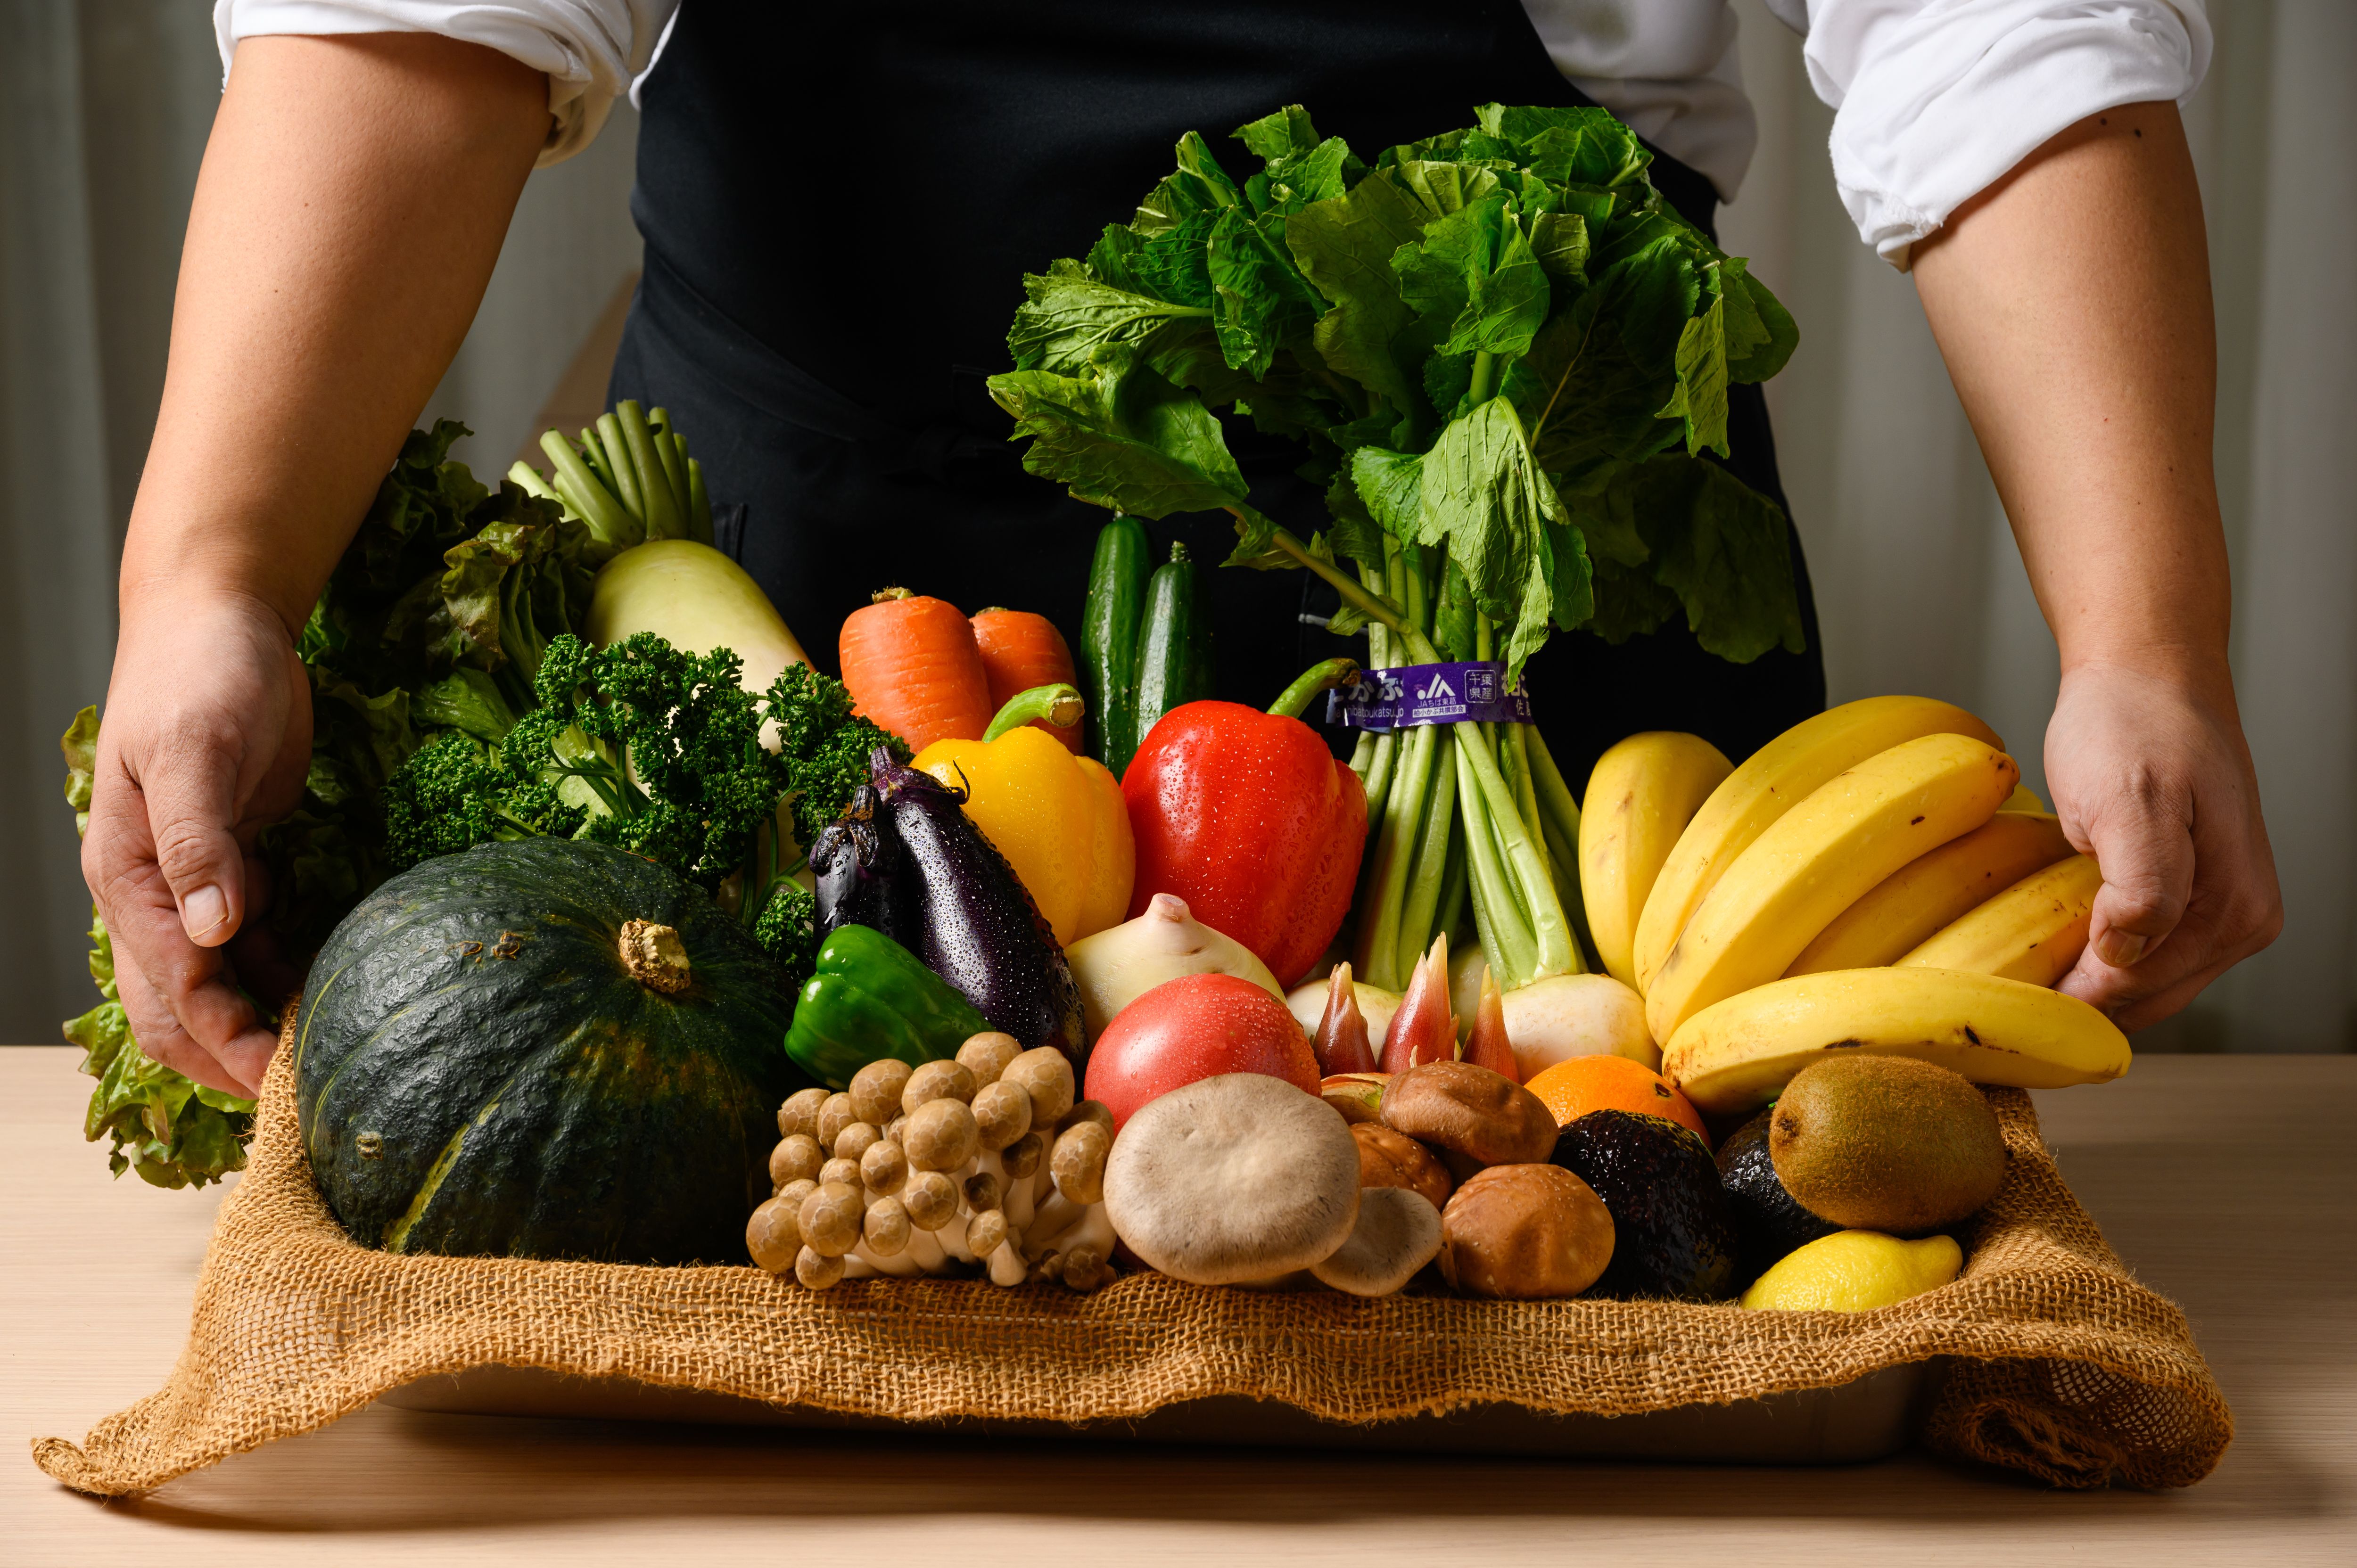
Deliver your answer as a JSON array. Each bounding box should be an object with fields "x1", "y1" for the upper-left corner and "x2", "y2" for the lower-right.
[
  {"x1": 213, "y1": 0, "x2": 675, "y2": 164},
  {"x1": 1799, "y1": 0, "x2": 2211, "y2": 266}
]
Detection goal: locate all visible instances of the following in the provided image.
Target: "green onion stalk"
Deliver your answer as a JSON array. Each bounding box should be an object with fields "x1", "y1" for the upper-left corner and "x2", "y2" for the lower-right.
[
  {"x1": 1227, "y1": 508, "x2": 1589, "y2": 996},
  {"x1": 510, "y1": 399, "x2": 715, "y2": 550}
]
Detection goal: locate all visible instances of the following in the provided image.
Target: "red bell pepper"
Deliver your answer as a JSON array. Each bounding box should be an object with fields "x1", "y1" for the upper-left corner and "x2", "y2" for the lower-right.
[{"x1": 1121, "y1": 700, "x2": 1368, "y2": 987}]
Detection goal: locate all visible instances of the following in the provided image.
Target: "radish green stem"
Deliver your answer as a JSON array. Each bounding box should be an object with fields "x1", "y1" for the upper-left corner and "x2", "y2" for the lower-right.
[
  {"x1": 1394, "y1": 726, "x2": 1458, "y2": 981},
  {"x1": 1268, "y1": 657, "x2": 1360, "y2": 720},
  {"x1": 596, "y1": 412, "x2": 646, "y2": 523}
]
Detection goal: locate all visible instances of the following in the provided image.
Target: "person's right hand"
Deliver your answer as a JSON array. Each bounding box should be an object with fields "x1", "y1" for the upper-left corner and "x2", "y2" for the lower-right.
[{"x1": 82, "y1": 591, "x2": 313, "y2": 1099}]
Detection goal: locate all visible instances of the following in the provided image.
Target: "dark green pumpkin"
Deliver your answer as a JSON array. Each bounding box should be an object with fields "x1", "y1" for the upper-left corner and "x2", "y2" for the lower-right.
[{"x1": 295, "y1": 837, "x2": 807, "y2": 1264}]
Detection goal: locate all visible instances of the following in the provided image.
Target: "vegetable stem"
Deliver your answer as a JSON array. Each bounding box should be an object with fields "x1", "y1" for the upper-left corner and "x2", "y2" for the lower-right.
[
  {"x1": 1353, "y1": 722, "x2": 1435, "y2": 990},
  {"x1": 1394, "y1": 725, "x2": 1458, "y2": 980},
  {"x1": 1467, "y1": 350, "x2": 1499, "y2": 407},
  {"x1": 1267, "y1": 657, "x2": 1360, "y2": 720},
  {"x1": 983, "y1": 682, "x2": 1086, "y2": 741}
]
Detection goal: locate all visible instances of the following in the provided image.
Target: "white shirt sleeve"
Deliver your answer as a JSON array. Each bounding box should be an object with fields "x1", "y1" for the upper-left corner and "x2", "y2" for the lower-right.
[
  {"x1": 213, "y1": 0, "x2": 677, "y2": 164},
  {"x1": 1797, "y1": 0, "x2": 2211, "y2": 267}
]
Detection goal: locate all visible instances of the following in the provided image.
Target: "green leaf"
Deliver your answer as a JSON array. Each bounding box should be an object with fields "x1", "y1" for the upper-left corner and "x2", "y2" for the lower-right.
[
  {"x1": 1388, "y1": 159, "x2": 1508, "y2": 221},
  {"x1": 1516, "y1": 276, "x2": 1685, "y2": 489},
  {"x1": 1721, "y1": 255, "x2": 1798, "y2": 383},
  {"x1": 1206, "y1": 208, "x2": 1326, "y2": 377},
  {"x1": 1476, "y1": 103, "x2": 1653, "y2": 189},
  {"x1": 1236, "y1": 105, "x2": 1322, "y2": 162},
  {"x1": 1320, "y1": 470, "x2": 1392, "y2": 568},
  {"x1": 61, "y1": 705, "x2": 98, "y2": 832},
  {"x1": 1349, "y1": 446, "x2": 1426, "y2": 542},
  {"x1": 1288, "y1": 168, "x2": 1439, "y2": 422},
  {"x1": 1547, "y1": 521, "x2": 1597, "y2": 632},
  {"x1": 1007, "y1": 261, "x2": 1216, "y2": 374},
  {"x1": 413, "y1": 667, "x2": 519, "y2": 743},
  {"x1": 990, "y1": 359, "x2": 1249, "y2": 519},
  {"x1": 1528, "y1": 210, "x2": 1590, "y2": 282},
  {"x1": 1414, "y1": 399, "x2": 1569, "y2": 684},
  {"x1": 1657, "y1": 290, "x2": 1731, "y2": 458},
  {"x1": 1582, "y1": 456, "x2": 1805, "y2": 663},
  {"x1": 1393, "y1": 197, "x2": 1553, "y2": 360},
  {"x1": 1582, "y1": 555, "x2": 1683, "y2": 644}
]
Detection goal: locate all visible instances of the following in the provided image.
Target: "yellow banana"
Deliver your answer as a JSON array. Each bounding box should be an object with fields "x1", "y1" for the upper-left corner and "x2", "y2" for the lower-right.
[
  {"x1": 1786, "y1": 812, "x2": 2075, "y2": 976},
  {"x1": 2002, "y1": 783, "x2": 2047, "y2": 814},
  {"x1": 1579, "y1": 732, "x2": 1733, "y2": 988},
  {"x1": 1662, "y1": 967, "x2": 2131, "y2": 1115},
  {"x1": 1632, "y1": 696, "x2": 2003, "y2": 996},
  {"x1": 1645, "y1": 733, "x2": 2019, "y2": 1043},
  {"x1": 1899, "y1": 853, "x2": 2103, "y2": 987}
]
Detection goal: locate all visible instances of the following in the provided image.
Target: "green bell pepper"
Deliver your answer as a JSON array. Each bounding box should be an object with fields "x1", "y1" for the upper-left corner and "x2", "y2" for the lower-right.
[{"x1": 783, "y1": 924, "x2": 989, "y2": 1090}]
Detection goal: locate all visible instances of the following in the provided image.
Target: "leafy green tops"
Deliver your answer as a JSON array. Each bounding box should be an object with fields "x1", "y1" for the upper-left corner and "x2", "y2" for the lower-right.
[{"x1": 989, "y1": 102, "x2": 1806, "y2": 684}]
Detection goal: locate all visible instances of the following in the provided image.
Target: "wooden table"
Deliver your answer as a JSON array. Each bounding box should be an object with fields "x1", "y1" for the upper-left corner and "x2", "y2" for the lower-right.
[{"x1": 6, "y1": 1047, "x2": 2350, "y2": 1565}]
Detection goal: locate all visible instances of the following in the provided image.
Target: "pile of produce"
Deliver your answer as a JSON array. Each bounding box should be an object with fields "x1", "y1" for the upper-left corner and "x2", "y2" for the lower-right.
[{"x1": 59, "y1": 101, "x2": 2138, "y2": 1330}]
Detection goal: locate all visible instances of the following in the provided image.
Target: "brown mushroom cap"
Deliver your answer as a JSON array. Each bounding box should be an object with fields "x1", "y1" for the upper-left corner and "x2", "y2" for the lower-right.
[
  {"x1": 1004, "y1": 1047, "x2": 1077, "y2": 1126},
  {"x1": 1311, "y1": 1185, "x2": 1443, "y2": 1297},
  {"x1": 777, "y1": 1087, "x2": 830, "y2": 1140},
  {"x1": 1380, "y1": 1061, "x2": 1556, "y2": 1174},
  {"x1": 903, "y1": 1059, "x2": 978, "y2": 1114},
  {"x1": 1101, "y1": 1074, "x2": 1361, "y2": 1286},
  {"x1": 1438, "y1": 1164, "x2": 1615, "y2": 1299},
  {"x1": 1351, "y1": 1122, "x2": 1454, "y2": 1212},
  {"x1": 956, "y1": 1031, "x2": 1025, "y2": 1086},
  {"x1": 848, "y1": 1059, "x2": 912, "y2": 1126}
]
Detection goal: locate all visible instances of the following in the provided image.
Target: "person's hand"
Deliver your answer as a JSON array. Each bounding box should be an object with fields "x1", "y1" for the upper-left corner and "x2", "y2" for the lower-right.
[
  {"x1": 81, "y1": 591, "x2": 313, "y2": 1098},
  {"x1": 2044, "y1": 659, "x2": 2281, "y2": 1032}
]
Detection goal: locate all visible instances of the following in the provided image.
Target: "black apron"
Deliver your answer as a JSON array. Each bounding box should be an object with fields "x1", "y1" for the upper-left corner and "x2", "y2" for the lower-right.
[{"x1": 610, "y1": 0, "x2": 1825, "y2": 788}]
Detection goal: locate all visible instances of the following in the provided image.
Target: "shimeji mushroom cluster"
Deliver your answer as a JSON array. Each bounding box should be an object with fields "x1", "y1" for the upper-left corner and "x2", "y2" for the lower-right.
[{"x1": 747, "y1": 1034, "x2": 1115, "y2": 1292}]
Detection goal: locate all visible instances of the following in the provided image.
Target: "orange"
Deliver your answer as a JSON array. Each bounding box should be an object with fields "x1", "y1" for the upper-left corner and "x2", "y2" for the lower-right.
[{"x1": 1525, "y1": 1054, "x2": 1709, "y2": 1145}]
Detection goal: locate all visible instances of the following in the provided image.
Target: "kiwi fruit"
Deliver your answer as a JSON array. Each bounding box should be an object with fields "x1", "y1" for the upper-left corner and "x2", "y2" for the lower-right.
[{"x1": 1768, "y1": 1055, "x2": 2007, "y2": 1234}]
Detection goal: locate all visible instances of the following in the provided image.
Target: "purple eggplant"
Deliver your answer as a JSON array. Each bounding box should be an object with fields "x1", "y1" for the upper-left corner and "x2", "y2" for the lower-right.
[
  {"x1": 812, "y1": 783, "x2": 913, "y2": 948},
  {"x1": 865, "y1": 748, "x2": 1087, "y2": 1068}
]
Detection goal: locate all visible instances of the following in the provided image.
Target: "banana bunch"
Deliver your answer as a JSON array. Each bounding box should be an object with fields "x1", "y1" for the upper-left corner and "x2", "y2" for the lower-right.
[{"x1": 1578, "y1": 697, "x2": 2130, "y2": 1114}]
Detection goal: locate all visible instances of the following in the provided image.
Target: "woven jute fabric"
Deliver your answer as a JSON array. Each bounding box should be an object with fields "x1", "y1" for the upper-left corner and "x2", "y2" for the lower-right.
[{"x1": 35, "y1": 1008, "x2": 2230, "y2": 1495}]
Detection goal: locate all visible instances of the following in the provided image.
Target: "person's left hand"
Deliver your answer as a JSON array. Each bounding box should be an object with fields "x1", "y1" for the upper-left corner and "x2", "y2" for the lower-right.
[{"x1": 2042, "y1": 658, "x2": 2282, "y2": 1032}]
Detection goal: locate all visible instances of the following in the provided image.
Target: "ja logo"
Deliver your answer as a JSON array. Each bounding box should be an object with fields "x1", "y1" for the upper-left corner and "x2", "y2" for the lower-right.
[{"x1": 1416, "y1": 671, "x2": 1458, "y2": 702}]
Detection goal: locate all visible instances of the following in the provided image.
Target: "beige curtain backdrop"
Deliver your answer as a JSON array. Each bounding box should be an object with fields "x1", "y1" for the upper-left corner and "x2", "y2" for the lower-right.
[{"x1": 2, "y1": 0, "x2": 2348, "y2": 1051}]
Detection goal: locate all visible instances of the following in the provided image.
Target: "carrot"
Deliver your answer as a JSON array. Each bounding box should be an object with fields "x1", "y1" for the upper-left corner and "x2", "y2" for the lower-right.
[
  {"x1": 971, "y1": 607, "x2": 1081, "y2": 753},
  {"x1": 838, "y1": 588, "x2": 993, "y2": 752}
]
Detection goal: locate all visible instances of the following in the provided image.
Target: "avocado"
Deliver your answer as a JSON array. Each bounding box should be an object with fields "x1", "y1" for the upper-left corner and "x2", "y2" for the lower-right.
[
  {"x1": 1769, "y1": 1055, "x2": 2008, "y2": 1234},
  {"x1": 1550, "y1": 1110, "x2": 1737, "y2": 1301},
  {"x1": 1716, "y1": 1108, "x2": 1840, "y2": 1286}
]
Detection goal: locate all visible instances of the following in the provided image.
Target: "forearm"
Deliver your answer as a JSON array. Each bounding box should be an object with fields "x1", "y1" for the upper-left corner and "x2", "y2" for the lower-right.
[
  {"x1": 123, "y1": 33, "x2": 548, "y2": 634},
  {"x1": 1911, "y1": 101, "x2": 2227, "y2": 690}
]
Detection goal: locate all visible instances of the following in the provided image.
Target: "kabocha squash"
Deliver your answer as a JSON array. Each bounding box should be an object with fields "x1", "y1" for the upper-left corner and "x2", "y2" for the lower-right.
[{"x1": 295, "y1": 837, "x2": 806, "y2": 1264}]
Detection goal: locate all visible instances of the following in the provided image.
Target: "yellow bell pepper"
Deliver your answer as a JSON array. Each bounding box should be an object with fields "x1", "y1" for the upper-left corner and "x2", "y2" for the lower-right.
[{"x1": 913, "y1": 722, "x2": 1134, "y2": 948}]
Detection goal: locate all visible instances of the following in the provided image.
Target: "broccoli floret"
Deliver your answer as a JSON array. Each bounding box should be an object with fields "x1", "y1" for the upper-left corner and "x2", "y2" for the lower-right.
[
  {"x1": 752, "y1": 881, "x2": 819, "y2": 992},
  {"x1": 765, "y1": 662, "x2": 910, "y2": 854}
]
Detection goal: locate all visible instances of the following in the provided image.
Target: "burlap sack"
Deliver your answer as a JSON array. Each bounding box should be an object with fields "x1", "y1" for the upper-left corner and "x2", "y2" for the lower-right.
[{"x1": 34, "y1": 1008, "x2": 2230, "y2": 1495}]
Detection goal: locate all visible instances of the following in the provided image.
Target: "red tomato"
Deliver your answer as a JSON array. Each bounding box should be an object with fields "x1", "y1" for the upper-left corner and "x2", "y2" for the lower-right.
[{"x1": 1085, "y1": 973, "x2": 1319, "y2": 1131}]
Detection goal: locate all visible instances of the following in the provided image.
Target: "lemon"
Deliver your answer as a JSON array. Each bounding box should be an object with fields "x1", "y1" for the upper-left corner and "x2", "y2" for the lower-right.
[{"x1": 1739, "y1": 1231, "x2": 1962, "y2": 1312}]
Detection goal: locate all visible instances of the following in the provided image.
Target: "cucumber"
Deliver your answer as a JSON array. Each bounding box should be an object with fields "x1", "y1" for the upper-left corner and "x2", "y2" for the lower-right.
[
  {"x1": 1082, "y1": 515, "x2": 1152, "y2": 776},
  {"x1": 1134, "y1": 540, "x2": 1214, "y2": 755}
]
